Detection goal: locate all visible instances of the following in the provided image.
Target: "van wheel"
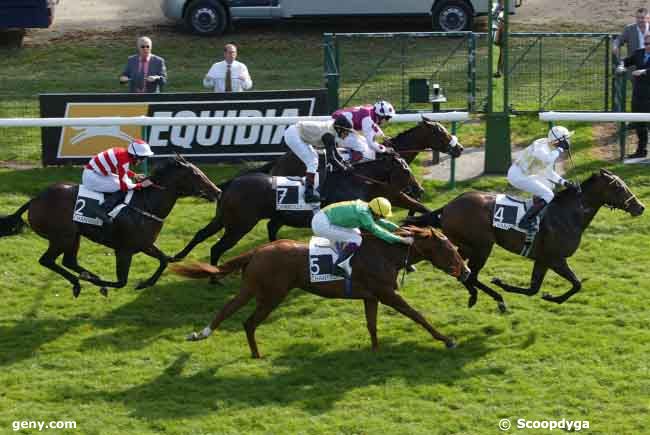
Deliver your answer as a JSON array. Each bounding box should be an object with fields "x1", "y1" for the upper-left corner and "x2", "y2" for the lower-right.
[
  {"x1": 0, "y1": 29, "x2": 26, "y2": 48},
  {"x1": 185, "y1": 0, "x2": 229, "y2": 36},
  {"x1": 432, "y1": 0, "x2": 473, "y2": 32}
]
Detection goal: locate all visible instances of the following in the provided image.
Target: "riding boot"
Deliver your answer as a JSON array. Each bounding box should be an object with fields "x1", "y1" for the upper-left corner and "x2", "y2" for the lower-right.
[
  {"x1": 304, "y1": 172, "x2": 321, "y2": 203},
  {"x1": 99, "y1": 191, "x2": 126, "y2": 224},
  {"x1": 518, "y1": 198, "x2": 547, "y2": 230},
  {"x1": 335, "y1": 243, "x2": 359, "y2": 279}
]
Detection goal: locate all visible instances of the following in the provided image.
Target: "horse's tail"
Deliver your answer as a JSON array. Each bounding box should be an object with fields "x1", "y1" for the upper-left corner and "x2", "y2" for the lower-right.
[
  {"x1": 403, "y1": 207, "x2": 444, "y2": 228},
  {"x1": 217, "y1": 160, "x2": 277, "y2": 192},
  {"x1": 170, "y1": 248, "x2": 257, "y2": 281},
  {"x1": 0, "y1": 200, "x2": 31, "y2": 237}
]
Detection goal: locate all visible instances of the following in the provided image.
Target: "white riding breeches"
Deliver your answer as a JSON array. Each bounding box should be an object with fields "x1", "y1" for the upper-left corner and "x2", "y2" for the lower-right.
[
  {"x1": 507, "y1": 165, "x2": 554, "y2": 203},
  {"x1": 283, "y1": 125, "x2": 319, "y2": 173},
  {"x1": 339, "y1": 133, "x2": 376, "y2": 160},
  {"x1": 311, "y1": 211, "x2": 363, "y2": 246},
  {"x1": 82, "y1": 168, "x2": 122, "y2": 193}
]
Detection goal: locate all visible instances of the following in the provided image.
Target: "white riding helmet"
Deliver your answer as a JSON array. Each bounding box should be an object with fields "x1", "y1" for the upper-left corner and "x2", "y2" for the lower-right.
[
  {"x1": 373, "y1": 101, "x2": 395, "y2": 119},
  {"x1": 127, "y1": 139, "x2": 154, "y2": 158},
  {"x1": 547, "y1": 126, "x2": 573, "y2": 145}
]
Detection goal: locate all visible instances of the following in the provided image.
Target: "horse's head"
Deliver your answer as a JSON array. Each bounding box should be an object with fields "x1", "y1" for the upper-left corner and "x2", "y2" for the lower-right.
[
  {"x1": 401, "y1": 226, "x2": 470, "y2": 281},
  {"x1": 383, "y1": 153, "x2": 424, "y2": 198},
  {"x1": 586, "y1": 169, "x2": 645, "y2": 216},
  {"x1": 150, "y1": 155, "x2": 222, "y2": 201},
  {"x1": 419, "y1": 116, "x2": 464, "y2": 158}
]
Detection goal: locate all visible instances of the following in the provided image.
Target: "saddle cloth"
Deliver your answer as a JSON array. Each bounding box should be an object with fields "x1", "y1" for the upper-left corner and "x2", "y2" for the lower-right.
[
  {"x1": 493, "y1": 194, "x2": 538, "y2": 233},
  {"x1": 272, "y1": 177, "x2": 320, "y2": 211},
  {"x1": 72, "y1": 185, "x2": 133, "y2": 226},
  {"x1": 337, "y1": 147, "x2": 374, "y2": 163},
  {"x1": 309, "y1": 236, "x2": 345, "y2": 283}
]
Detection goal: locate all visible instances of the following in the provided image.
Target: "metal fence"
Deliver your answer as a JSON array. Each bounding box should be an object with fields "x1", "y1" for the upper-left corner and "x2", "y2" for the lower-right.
[{"x1": 324, "y1": 32, "x2": 618, "y2": 114}]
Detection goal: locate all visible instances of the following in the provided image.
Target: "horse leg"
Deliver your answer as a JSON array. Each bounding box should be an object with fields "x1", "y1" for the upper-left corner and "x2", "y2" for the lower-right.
[
  {"x1": 187, "y1": 285, "x2": 255, "y2": 341},
  {"x1": 458, "y1": 244, "x2": 507, "y2": 312},
  {"x1": 135, "y1": 244, "x2": 169, "y2": 290},
  {"x1": 85, "y1": 251, "x2": 133, "y2": 296},
  {"x1": 243, "y1": 292, "x2": 287, "y2": 359},
  {"x1": 266, "y1": 218, "x2": 283, "y2": 242},
  {"x1": 61, "y1": 234, "x2": 101, "y2": 282},
  {"x1": 541, "y1": 259, "x2": 582, "y2": 304},
  {"x1": 377, "y1": 290, "x2": 456, "y2": 349},
  {"x1": 39, "y1": 243, "x2": 82, "y2": 298},
  {"x1": 363, "y1": 298, "x2": 379, "y2": 351},
  {"x1": 492, "y1": 261, "x2": 549, "y2": 296},
  {"x1": 171, "y1": 213, "x2": 224, "y2": 262},
  {"x1": 210, "y1": 223, "x2": 256, "y2": 266}
]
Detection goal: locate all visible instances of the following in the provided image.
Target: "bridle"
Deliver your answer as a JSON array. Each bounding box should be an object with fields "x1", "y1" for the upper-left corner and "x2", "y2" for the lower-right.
[{"x1": 604, "y1": 174, "x2": 638, "y2": 211}]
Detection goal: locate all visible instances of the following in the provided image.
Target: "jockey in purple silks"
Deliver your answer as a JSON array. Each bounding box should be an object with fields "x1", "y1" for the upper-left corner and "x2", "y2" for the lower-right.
[{"x1": 332, "y1": 100, "x2": 396, "y2": 162}]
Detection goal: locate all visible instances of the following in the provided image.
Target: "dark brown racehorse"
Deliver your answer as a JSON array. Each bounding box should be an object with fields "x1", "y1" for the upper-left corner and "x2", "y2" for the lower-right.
[
  {"x1": 265, "y1": 116, "x2": 464, "y2": 176},
  {"x1": 171, "y1": 226, "x2": 470, "y2": 357},
  {"x1": 0, "y1": 156, "x2": 221, "y2": 298},
  {"x1": 171, "y1": 153, "x2": 429, "y2": 266},
  {"x1": 405, "y1": 169, "x2": 645, "y2": 311}
]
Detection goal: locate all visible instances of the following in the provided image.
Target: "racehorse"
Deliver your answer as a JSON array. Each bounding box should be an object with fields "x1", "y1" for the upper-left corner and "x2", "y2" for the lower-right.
[
  {"x1": 265, "y1": 116, "x2": 464, "y2": 176},
  {"x1": 171, "y1": 153, "x2": 428, "y2": 266},
  {"x1": 404, "y1": 169, "x2": 645, "y2": 311},
  {"x1": 171, "y1": 226, "x2": 471, "y2": 357},
  {"x1": 0, "y1": 156, "x2": 221, "y2": 298}
]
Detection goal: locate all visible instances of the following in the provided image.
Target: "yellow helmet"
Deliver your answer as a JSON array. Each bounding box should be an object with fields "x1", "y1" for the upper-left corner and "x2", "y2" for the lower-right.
[{"x1": 368, "y1": 197, "x2": 393, "y2": 218}]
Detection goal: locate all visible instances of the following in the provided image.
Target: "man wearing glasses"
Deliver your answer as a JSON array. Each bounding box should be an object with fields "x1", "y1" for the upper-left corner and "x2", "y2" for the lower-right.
[{"x1": 119, "y1": 36, "x2": 167, "y2": 93}]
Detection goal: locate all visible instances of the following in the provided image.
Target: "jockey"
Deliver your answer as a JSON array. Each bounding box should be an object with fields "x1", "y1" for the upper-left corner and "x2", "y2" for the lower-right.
[
  {"x1": 283, "y1": 116, "x2": 352, "y2": 203},
  {"x1": 311, "y1": 197, "x2": 414, "y2": 278},
  {"x1": 81, "y1": 139, "x2": 155, "y2": 223},
  {"x1": 331, "y1": 100, "x2": 396, "y2": 162},
  {"x1": 507, "y1": 126, "x2": 578, "y2": 230}
]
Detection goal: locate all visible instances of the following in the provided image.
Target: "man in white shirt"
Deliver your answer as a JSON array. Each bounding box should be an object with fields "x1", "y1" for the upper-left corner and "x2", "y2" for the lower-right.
[{"x1": 203, "y1": 44, "x2": 253, "y2": 92}]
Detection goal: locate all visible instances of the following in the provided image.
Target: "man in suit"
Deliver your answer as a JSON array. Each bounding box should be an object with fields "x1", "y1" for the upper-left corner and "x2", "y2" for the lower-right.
[
  {"x1": 618, "y1": 33, "x2": 650, "y2": 158},
  {"x1": 203, "y1": 43, "x2": 253, "y2": 93},
  {"x1": 613, "y1": 8, "x2": 650, "y2": 60},
  {"x1": 119, "y1": 36, "x2": 167, "y2": 93}
]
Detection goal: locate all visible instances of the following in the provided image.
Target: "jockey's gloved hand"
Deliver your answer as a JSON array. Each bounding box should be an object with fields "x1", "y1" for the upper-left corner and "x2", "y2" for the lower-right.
[
  {"x1": 401, "y1": 236, "x2": 414, "y2": 245},
  {"x1": 563, "y1": 179, "x2": 579, "y2": 191}
]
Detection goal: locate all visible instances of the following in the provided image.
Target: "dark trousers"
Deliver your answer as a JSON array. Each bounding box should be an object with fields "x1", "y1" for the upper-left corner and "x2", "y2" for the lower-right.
[{"x1": 631, "y1": 96, "x2": 650, "y2": 152}]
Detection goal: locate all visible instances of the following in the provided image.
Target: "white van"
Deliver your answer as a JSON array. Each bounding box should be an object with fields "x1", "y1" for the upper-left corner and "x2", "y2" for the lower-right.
[{"x1": 162, "y1": 0, "x2": 521, "y2": 36}]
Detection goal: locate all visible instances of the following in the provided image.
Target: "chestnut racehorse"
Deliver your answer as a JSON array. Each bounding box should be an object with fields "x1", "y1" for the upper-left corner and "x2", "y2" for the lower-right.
[{"x1": 171, "y1": 226, "x2": 470, "y2": 358}]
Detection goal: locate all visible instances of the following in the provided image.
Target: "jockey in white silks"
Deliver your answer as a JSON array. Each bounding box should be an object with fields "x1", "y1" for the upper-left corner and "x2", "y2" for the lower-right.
[
  {"x1": 331, "y1": 100, "x2": 396, "y2": 162},
  {"x1": 283, "y1": 115, "x2": 352, "y2": 203},
  {"x1": 507, "y1": 125, "x2": 578, "y2": 229}
]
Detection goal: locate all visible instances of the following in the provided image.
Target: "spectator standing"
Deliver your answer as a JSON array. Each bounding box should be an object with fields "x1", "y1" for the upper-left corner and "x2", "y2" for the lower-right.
[
  {"x1": 618, "y1": 33, "x2": 650, "y2": 158},
  {"x1": 613, "y1": 8, "x2": 650, "y2": 61},
  {"x1": 203, "y1": 44, "x2": 253, "y2": 92},
  {"x1": 119, "y1": 36, "x2": 167, "y2": 93}
]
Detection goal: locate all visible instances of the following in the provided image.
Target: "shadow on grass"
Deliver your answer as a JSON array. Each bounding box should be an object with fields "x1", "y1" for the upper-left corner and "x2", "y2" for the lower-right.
[{"x1": 68, "y1": 333, "x2": 504, "y2": 419}]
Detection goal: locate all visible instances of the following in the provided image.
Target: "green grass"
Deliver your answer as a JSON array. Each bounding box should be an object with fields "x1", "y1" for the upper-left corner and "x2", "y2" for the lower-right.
[
  {"x1": 0, "y1": 28, "x2": 648, "y2": 435},
  {"x1": 1, "y1": 124, "x2": 649, "y2": 434}
]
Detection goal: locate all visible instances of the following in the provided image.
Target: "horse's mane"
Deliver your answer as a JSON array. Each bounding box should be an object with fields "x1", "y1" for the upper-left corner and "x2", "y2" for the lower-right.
[
  {"x1": 150, "y1": 157, "x2": 179, "y2": 179},
  {"x1": 364, "y1": 225, "x2": 446, "y2": 241}
]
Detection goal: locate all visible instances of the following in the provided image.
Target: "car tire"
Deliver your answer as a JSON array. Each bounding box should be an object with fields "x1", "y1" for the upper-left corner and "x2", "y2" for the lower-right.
[
  {"x1": 432, "y1": 0, "x2": 473, "y2": 32},
  {"x1": 184, "y1": 0, "x2": 229, "y2": 36},
  {"x1": 0, "y1": 29, "x2": 25, "y2": 48}
]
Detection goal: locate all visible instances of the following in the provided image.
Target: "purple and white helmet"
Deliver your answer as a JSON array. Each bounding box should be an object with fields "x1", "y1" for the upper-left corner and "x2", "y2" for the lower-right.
[{"x1": 373, "y1": 100, "x2": 395, "y2": 119}]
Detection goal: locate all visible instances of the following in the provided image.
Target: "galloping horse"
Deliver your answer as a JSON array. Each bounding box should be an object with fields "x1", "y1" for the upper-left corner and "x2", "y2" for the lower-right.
[
  {"x1": 171, "y1": 153, "x2": 428, "y2": 266},
  {"x1": 266, "y1": 116, "x2": 464, "y2": 176},
  {"x1": 171, "y1": 226, "x2": 470, "y2": 357},
  {"x1": 0, "y1": 156, "x2": 221, "y2": 297},
  {"x1": 405, "y1": 169, "x2": 645, "y2": 311}
]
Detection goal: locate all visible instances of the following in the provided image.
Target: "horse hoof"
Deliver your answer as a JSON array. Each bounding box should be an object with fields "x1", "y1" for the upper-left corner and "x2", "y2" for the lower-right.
[
  {"x1": 445, "y1": 339, "x2": 457, "y2": 349},
  {"x1": 72, "y1": 284, "x2": 81, "y2": 298},
  {"x1": 135, "y1": 281, "x2": 148, "y2": 290},
  {"x1": 186, "y1": 332, "x2": 201, "y2": 341},
  {"x1": 99, "y1": 287, "x2": 108, "y2": 297},
  {"x1": 468, "y1": 296, "x2": 477, "y2": 308},
  {"x1": 498, "y1": 301, "x2": 508, "y2": 313},
  {"x1": 491, "y1": 278, "x2": 502, "y2": 286}
]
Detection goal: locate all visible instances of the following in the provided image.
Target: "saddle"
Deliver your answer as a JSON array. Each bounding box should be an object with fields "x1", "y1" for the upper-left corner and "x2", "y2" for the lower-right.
[{"x1": 73, "y1": 186, "x2": 133, "y2": 227}]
